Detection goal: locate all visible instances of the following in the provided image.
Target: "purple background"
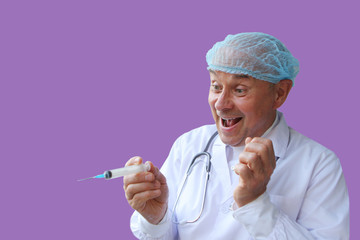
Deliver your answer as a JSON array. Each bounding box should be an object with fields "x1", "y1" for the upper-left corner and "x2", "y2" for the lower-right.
[{"x1": 1, "y1": 0, "x2": 359, "y2": 239}]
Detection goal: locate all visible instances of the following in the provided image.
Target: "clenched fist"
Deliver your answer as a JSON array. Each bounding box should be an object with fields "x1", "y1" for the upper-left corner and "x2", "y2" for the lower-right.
[{"x1": 232, "y1": 137, "x2": 276, "y2": 207}]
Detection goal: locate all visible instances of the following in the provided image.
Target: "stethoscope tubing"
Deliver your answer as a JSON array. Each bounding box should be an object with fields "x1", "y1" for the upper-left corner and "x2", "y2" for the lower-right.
[{"x1": 171, "y1": 132, "x2": 218, "y2": 224}]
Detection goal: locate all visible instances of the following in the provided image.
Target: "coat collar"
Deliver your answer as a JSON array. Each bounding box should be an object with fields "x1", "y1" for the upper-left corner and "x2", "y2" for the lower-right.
[{"x1": 266, "y1": 111, "x2": 290, "y2": 160}]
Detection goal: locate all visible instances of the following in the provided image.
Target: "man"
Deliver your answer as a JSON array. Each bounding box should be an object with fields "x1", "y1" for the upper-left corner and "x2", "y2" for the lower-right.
[{"x1": 123, "y1": 32, "x2": 349, "y2": 239}]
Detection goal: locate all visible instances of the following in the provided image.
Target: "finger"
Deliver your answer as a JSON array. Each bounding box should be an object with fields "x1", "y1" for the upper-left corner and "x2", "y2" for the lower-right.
[
  {"x1": 248, "y1": 137, "x2": 275, "y2": 158},
  {"x1": 245, "y1": 137, "x2": 252, "y2": 145},
  {"x1": 233, "y1": 162, "x2": 253, "y2": 180},
  {"x1": 123, "y1": 171, "x2": 155, "y2": 188},
  {"x1": 125, "y1": 156, "x2": 142, "y2": 167},
  {"x1": 244, "y1": 142, "x2": 266, "y2": 162},
  {"x1": 239, "y1": 151, "x2": 263, "y2": 174},
  {"x1": 125, "y1": 180, "x2": 161, "y2": 200},
  {"x1": 124, "y1": 157, "x2": 153, "y2": 187},
  {"x1": 130, "y1": 189, "x2": 162, "y2": 210},
  {"x1": 245, "y1": 138, "x2": 275, "y2": 170},
  {"x1": 148, "y1": 161, "x2": 167, "y2": 185}
]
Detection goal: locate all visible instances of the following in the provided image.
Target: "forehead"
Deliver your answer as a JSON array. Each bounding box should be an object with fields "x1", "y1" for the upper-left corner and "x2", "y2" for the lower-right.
[
  {"x1": 209, "y1": 70, "x2": 274, "y2": 90},
  {"x1": 209, "y1": 70, "x2": 252, "y2": 83}
]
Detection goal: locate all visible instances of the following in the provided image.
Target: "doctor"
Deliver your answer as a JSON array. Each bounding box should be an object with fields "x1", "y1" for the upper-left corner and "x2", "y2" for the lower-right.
[{"x1": 123, "y1": 32, "x2": 349, "y2": 239}]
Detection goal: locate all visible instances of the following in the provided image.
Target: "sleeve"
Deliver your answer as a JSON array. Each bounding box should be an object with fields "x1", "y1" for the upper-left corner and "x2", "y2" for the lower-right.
[
  {"x1": 129, "y1": 136, "x2": 184, "y2": 239},
  {"x1": 130, "y1": 209, "x2": 174, "y2": 240},
  {"x1": 232, "y1": 151, "x2": 349, "y2": 240}
]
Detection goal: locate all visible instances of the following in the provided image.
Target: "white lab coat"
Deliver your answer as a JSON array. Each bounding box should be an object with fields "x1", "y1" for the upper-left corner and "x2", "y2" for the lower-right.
[{"x1": 130, "y1": 112, "x2": 349, "y2": 239}]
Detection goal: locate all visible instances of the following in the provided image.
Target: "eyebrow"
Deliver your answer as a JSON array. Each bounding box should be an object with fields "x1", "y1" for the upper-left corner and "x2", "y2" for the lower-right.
[
  {"x1": 209, "y1": 70, "x2": 250, "y2": 79},
  {"x1": 209, "y1": 69, "x2": 217, "y2": 75},
  {"x1": 233, "y1": 74, "x2": 249, "y2": 79}
]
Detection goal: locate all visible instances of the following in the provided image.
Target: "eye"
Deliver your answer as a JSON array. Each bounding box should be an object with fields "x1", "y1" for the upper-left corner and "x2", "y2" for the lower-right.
[
  {"x1": 234, "y1": 88, "x2": 246, "y2": 96},
  {"x1": 211, "y1": 82, "x2": 222, "y2": 92}
]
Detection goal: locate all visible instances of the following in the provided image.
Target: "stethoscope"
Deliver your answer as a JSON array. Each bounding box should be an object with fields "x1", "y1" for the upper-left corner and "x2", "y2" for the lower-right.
[
  {"x1": 170, "y1": 131, "x2": 280, "y2": 224},
  {"x1": 171, "y1": 131, "x2": 218, "y2": 225}
]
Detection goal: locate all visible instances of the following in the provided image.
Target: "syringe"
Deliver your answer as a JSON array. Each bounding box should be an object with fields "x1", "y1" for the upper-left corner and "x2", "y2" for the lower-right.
[{"x1": 77, "y1": 163, "x2": 150, "y2": 181}]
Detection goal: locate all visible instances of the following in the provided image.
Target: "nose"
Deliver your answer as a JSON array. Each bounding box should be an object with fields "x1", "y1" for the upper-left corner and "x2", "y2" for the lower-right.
[{"x1": 215, "y1": 91, "x2": 233, "y2": 111}]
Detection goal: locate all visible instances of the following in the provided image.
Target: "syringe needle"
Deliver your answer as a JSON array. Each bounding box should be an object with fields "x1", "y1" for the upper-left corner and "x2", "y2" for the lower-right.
[
  {"x1": 77, "y1": 177, "x2": 94, "y2": 181},
  {"x1": 77, "y1": 173, "x2": 105, "y2": 182}
]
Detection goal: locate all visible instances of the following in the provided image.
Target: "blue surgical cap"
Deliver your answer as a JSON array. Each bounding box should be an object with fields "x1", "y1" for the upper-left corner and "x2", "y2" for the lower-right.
[{"x1": 206, "y1": 32, "x2": 299, "y2": 85}]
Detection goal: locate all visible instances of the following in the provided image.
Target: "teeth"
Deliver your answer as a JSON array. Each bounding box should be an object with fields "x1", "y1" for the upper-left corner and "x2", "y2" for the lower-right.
[{"x1": 221, "y1": 117, "x2": 242, "y2": 127}]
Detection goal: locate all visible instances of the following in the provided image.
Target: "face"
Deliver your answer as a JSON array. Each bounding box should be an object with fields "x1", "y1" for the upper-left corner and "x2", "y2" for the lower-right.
[{"x1": 208, "y1": 70, "x2": 278, "y2": 146}]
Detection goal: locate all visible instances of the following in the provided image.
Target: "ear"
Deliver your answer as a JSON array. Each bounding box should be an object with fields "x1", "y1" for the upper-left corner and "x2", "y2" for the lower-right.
[{"x1": 273, "y1": 79, "x2": 292, "y2": 109}]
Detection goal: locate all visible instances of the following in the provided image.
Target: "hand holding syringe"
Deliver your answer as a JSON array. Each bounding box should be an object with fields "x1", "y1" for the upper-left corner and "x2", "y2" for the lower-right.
[{"x1": 78, "y1": 163, "x2": 151, "y2": 181}]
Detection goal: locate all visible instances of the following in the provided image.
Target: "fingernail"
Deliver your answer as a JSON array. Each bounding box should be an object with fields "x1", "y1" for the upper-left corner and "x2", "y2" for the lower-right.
[{"x1": 144, "y1": 161, "x2": 151, "y2": 171}]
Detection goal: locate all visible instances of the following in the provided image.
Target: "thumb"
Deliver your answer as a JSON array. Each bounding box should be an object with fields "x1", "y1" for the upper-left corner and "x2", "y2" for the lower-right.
[
  {"x1": 146, "y1": 161, "x2": 167, "y2": 184},
  {"x1": 245, "y1": 137, "x2": 252, "y2": 145}
]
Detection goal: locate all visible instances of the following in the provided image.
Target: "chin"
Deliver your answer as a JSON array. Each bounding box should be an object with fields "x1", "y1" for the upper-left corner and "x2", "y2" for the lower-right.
[{"x1": 218, "y1": 132, "x2": 245, "y2": 147}]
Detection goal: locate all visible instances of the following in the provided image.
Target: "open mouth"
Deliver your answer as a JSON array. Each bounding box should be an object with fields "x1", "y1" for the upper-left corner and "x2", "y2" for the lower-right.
[{"x1": 221, "y1": 117, "x2": 242, "y2": 128}]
